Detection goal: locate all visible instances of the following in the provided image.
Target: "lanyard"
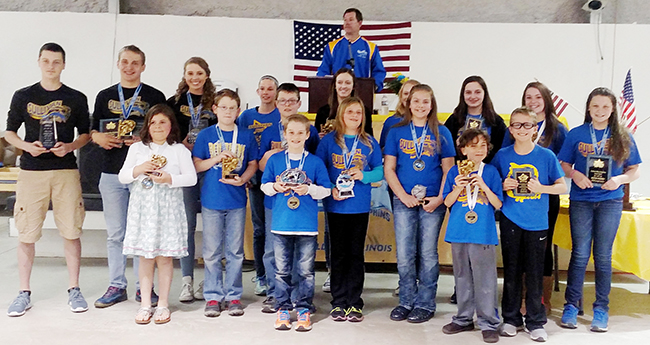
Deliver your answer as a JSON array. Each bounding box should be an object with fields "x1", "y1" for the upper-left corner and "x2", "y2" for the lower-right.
[
  {"x1": 342, "y1": 135, "x2": 360, "y2": 171},
  {"x1": 465, "y1": 162, "x2": 485, "y2": 212},
  {"x1": 117, "y1": 83, "x2": 142, "y2": 119},
  {"x1": 186, "y1": 91, "x2": 203, "y2": 128},
  {"x1": 285, "y1": 149, "x2": 307, "y2": 171},
  {"x1": 409, "y1": 122, "x2": 428, "y2": 161},
  {"x1": 534, "y1": 120, "x2": 546, "y2": 145},
  {"x1": 216, "y1": 124, "x2": 239, "y2": 156},
  {"x1": 589, "y1": 123, "x2": 610, "y2": 155}
]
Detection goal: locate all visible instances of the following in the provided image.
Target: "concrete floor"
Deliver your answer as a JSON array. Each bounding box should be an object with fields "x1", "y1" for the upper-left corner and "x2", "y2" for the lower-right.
[{"x1": 1, "y1": 217, "x2": 649, "y2": 345}]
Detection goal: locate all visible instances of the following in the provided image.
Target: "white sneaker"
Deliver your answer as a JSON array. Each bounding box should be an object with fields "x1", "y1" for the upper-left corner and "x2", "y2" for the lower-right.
[
  {"x1": 525, "y1": 326, "x2": 548, "y2": 342},
  {"x1": 499, "y1": 323, "x2": 520, "y2": 337},
  {"x1": 194, "y1": 280, "x2": 204, "y2": 300},
  {"x1": 179, "y1": 276, "x2": 194, "y2": 302},
  {"x1": 322, "y1": 274, "x2": 331, "y2": 293}
]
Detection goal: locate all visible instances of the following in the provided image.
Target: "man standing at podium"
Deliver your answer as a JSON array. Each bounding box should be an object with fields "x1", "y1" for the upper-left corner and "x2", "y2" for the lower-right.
[{"x1": 317, "y1": 8, "x2": 386, "y2": 92}]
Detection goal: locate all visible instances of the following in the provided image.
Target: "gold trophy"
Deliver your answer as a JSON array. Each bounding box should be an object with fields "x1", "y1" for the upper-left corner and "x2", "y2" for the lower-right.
[
  {"x1": 222, "y1": 156, "x2": 240, "y2": 179},
  {"x1": 458, "y1": 159, "x2": 475, "y2": 176},
  {"x1": 142, "y1": 154, "x2": 168, "y2": 189},
  {"x1": 321, "y1": 119, "x2": 335, "y2": 134},
  {"x1": 118, "y1": 119, "x2": 137, "y2": 138}
]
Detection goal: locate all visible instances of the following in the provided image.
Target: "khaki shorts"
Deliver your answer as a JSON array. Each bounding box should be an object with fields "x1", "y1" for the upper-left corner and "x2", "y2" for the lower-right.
[{"x1": 14, "y1": 169, "x2": 85, "y2": 243}]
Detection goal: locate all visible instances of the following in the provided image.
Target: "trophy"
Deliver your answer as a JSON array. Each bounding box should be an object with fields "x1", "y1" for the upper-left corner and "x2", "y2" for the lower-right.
[
  {"x1": 458, "y1": 160, "x2": 475, "y2": 176},
  {"x1": 336, "y1": 171, "x2": 355, "y2": 199},
  {"x1": 221, "y1": 156, "x2": 240, "y2": 179},
  {"x1": 586, "y1": 155, "x2": 611, "y2": 187},
  {"x1": 142, "y1": 154, "x2": 168, "y2": 189},
  {"x1": 39, "y1": 116, "x2": 57, "y2": 150},
  {"x1": 512, "y1": 167, "x2": 535, "y2": 196},
  {"x1": 278, "y1": 168, "x2": 309, "y2": 187},
  {"x1": 321, "y1": 119, "x2": 335, "y2": 135},
  {"x1": 411, "y1": 184, "x2": 428, "y2": 205}
]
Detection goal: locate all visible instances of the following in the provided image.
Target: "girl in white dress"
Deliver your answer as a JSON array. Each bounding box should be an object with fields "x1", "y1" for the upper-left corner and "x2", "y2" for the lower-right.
[{"x1": 119, "y1": 104, "x2": 197, "y2": 324}]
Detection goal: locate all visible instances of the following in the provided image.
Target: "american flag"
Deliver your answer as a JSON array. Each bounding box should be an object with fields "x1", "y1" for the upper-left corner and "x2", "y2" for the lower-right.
[
  {"x1": 551, "y1": 92, "x2": 568, "y2": 117},
  {"x1": 293, "y1": 20, "x2": 411, "y2": 93},
  {"x1": 619, "y1": 69, "x2": 637, "y2": 134}
]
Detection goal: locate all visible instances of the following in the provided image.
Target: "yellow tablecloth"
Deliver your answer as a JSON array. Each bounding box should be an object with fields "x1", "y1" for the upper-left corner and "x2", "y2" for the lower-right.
[{"x1": 554, "y1": 195, "x2": 650, "y2": 281}]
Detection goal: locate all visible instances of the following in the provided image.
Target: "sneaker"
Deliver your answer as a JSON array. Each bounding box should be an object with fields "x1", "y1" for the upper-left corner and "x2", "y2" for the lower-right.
[
  {"x1": 253, "y1": 276, "x2": 267, "y2": 296},
  {"x1": 346, "y1": 306, "x2": 364, "y2": 322},
  {"x1": 94, "y1": 286, "x2": 127, "y2": 308},
  {"x1": 295, "y1": 308, "x2": 312, "y2": 331},
  {"x1": 560, "y1": 304, "x2": 579, "y2": 329},
  {"x1": 228, "y1": 300, "x2": 245, "y2": 316},
  {"x1": 498, "y1": 323, "x2": 522, "y2": 337},
  {"x1": 275, "y1": 309, "x2": 292, "y2": 330},
  {"x1": 442, "y1": 322, "x2": 475, "y2": 334},
  {"x1": 135, "y1": 289, "x2": 159, "y2": 307},
  {"x1": 194, "y1": 280, "x2": 204, "y2": 300},
  {"x1": 322, "y1": 274, "x2": 331, "y2": 293},
  {"x1": 68, "y1": 287, "x2": 88, "y2": 313},
  {"x1": 7, "y1": 291, "x2": 31, "y2": 317},
  {"x1": 482, "y1": 330, "x2": 499, "y2": 343},
  {"x1": 591, "y1": 309, "x2": 609, "y2": 332},
  {"x1": 179, "y1": 276, "x2": 194, "y2": 303},
  {"x1": 262, "y1": 296, "x2": 277, "y2": 313},
  {"x1": 330, "y1": 306, "x2": 346, "y2": 321},
  {"x1": 525, "y1": 326, "x2": 548, "y2": 342},
  {"x1": 204, "y1": 300, "x2": 222, "y2": 317}
]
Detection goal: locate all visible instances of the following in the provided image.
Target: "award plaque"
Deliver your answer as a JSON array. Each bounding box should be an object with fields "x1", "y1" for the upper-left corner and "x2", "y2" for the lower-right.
[
  {"x1": 336, "y1": 172, "x2": 355, "y2": 199},
  {"x1": 100, "y1": 118, "x2": 136, "y2": 139},
  {"x1": 279, "y1": 168, "x2": 309, "y2": 187},
  {"x1": 466, "y1": 117, "x2": 484, "y2": 130},
  {"x1": 39, "y1": 116, "x2": 57, "y2": 150},
  {"x1": 513, "y1": 167, "x2": 535, "y2": 196},
  {"x1": 221, "y1": 156, "x2": 240, "y2": 179},
  {"x1": 411, "y1": 184, "x2": 428, "y2": 205},
  {"x1": 586, "y1": 154, "x2": 612, "y2": 187},
  {"x1": 187, "y1": 119, "x2": 209, "y2": 144}
]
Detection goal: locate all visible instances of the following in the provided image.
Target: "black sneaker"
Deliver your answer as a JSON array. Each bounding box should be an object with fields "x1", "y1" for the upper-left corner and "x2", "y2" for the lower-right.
[
  {"x1": 94, "y1": 286, "x2": 127, "y2": 308},
  {"x1": 262, "y1": 296, "x2": 277, "y2": 313},
  {"x1": 443, "y1": 322, "x2": 475, "y2": 334},
  {"x1": 346, "y1": 306, "x2": 364, "y2": 322},
  {"x1": 330, "y1": 307, "x2": 346, "y2": 321},
  {"x1": 204, "y1": 300, "x2": 222, "y2": 317},
  {"x1": 135, "y1": 289, "x2": 159, "y2": 307}
]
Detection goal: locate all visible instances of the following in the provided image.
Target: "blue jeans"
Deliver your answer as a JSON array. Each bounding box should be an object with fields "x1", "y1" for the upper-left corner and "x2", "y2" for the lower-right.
[
  {"x1": 249, "y1": 182, "x2": 266, "y2": 280},
  {"x1": 201, "y1": 207, "x2": 246, "y2": 302},
  {"x1": 393, "y1": 197, "x2": 445, "y2": 312},
  {"x1": 273, "y1": 234, "x2": 317, "y2": 310},
  {"x1": 99, "y1": 173, "x2": 139, "y2": 290},
  {"x1": 180, "y1": 178, "x2": 201, "y2": 278},
  {"x1": 565, "y1": 199, "x2": 623, "y2": 312}
]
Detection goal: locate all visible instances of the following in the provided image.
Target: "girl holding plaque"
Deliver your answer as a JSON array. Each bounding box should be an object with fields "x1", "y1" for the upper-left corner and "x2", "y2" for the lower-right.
[
  {"x1": 315, "y1": 97, "x2": 383, "y2": 322},
  {"x1": 192, "y1": 89, "x2": 258, "y2": 318},
  {"x1": 441, "y1": 128, "x2": 503, "y2": 343},
  {"x1": 384, "y1": 84, "x2": 456, "y2": 323},
  {"x1": 167, "y1": 57, "x2": 217, "y2": 302},
  {"x1": 503, "y1": 82, "x2": 569, "y2": 314},
  {"x1": 315, "y1": 68, "x2": 374, "y2": 138},
  {"x1": 118, "y1": 104, "x2": 197, "y2": 324},
  {"x1": 444, "y1": 76, "x2": 507, "y2": 163},
  {"x1": 491, "y1": 107, "x2": 566, "y2": 341},
  {"x1": 557, "y1": 87, "x2": 641, "y2": 332},
  {"x1": 379, "y1": 79, "x2": 420, "y2": 150}
]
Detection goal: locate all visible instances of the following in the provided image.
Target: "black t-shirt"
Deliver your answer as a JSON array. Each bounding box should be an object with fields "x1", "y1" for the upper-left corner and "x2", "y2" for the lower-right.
[
  {"x1": 315, "y1": 104, "x2": 374, "y2": 136},
  {"x1": 91, "y1": 83, "x2": 166, "y2": 174},
  {"x1": 166, "y1": 93, "x2": 216, "y2": 140},
  {"x1": 6, "y1": 82, "x2": 90, "y2": 170}
]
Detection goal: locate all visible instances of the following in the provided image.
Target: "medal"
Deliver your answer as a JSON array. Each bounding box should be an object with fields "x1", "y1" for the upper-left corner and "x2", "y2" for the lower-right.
[
  {"x1": 464, "y1": 162, "x2": 484, "y2": 223},
  {"x1": 287, "y1": 196, "x2": 300, "y2": 209},
  {"x1": 141, "y1": 177, "x2": 154, "y2": 189},
  {"x1": 409, "y1": 122, "x2": 428, "y2": 172},
  {"x1": 187, "y1": 127, "x2": 201, "y2": 144},
  {"x1": 187, "y1": 91, "x2": 204, "y2": 144}
]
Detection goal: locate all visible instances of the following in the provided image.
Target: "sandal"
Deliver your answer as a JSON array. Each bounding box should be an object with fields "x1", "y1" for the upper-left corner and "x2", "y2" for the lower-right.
[
  {"x1": 154, "y1": 306, "x2": 171, "y2": 324},
  {"x1": 135, "y1": 307, "x2": 154, "y2": 325}
]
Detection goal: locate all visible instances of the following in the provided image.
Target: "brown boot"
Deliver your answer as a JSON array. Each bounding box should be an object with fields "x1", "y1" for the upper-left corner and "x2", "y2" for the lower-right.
[{"x1": 542, "y1": 276, "x2": 554, "y2": 315}]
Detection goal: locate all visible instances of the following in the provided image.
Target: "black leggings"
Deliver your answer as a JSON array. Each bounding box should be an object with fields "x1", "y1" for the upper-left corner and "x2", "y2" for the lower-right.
[{"x1": 544, "y1": 194, "x2": 560, "y2": 277}]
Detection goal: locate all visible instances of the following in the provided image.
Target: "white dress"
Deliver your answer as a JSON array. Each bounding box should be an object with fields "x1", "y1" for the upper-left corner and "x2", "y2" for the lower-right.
[{"x1": 119, "y1": 141, "x2": 197, "y2": 259}]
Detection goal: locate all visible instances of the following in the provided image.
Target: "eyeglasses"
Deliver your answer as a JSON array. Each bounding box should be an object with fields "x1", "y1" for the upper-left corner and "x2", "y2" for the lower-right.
[
  {"x1": 277, "y1": 99, "x2": 299, "y2": 105},
  {"x1": 217, "y1": 105, "x2": 238, "y2": 112},
  {"x1": 510, "y1": 122, "x2": 536, "y2": 129}
]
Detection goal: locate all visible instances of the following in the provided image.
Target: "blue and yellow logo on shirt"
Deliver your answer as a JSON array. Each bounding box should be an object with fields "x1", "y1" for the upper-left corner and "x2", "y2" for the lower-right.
[
  {"x1": 27, "y1": 100, "x2": 70, "y2": 122},
  {"x1": 331, "y1": 149, "x2": 366, "y2": 170},
  {"x1": 578, "y1": 140, "x2": 610, "y2": 158},
  {"x1": 399, "y1": 136, "x2": 435, "y2": 159}
]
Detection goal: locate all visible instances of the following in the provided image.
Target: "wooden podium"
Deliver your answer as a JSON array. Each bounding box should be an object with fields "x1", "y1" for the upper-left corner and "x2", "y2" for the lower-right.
[{"x1": 307, "y1": 76, "x2": 375, "y2": 113}]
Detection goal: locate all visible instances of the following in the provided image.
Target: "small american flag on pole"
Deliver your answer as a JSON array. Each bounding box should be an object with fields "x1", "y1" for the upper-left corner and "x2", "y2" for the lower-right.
[
  {"x1": 293, "y1": 21, "x2": 411, "y2": 93},
  {"x1": 551, "y1": 92, "x2": 569, "y2": 117},
  {"x1": 619, "y1": 69, "x2": 637, "y2": 134}
]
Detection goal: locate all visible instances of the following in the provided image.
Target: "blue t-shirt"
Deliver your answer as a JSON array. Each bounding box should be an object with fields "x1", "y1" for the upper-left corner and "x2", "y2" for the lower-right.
[
  {"x1": 192, "y1": 125, "x2": 258, "y2": 210},
  {"x1": 443, "y1": 164, "x2": 503, "y2": 245},
  {"x1": 316, "y1": 132, "x2": 383, "y2": 214},
  {"x1": 502, "y1": 121, "x2": 568, "y2": 155},
  {"x1": 379, "y1": 114, "x2": 403, "y2": 150},
  {"x1": 258, "y1": 123, "x2": 320, "y2": 160},
  {"x1": 236, "y1": 107, "x2": 281, "y2": 149},
  {"x1": 491, "y1": 145, "x2": 564, "y2": 231},
  {"x1": 557, "y1": 123, "x2": 642, "y2": 202},
  {"x1": 384, "y1": 124, "x2": 456, "y2": 197},
  {"x1": 261, "y1": 151, "x2": 331, "y2": 235}
]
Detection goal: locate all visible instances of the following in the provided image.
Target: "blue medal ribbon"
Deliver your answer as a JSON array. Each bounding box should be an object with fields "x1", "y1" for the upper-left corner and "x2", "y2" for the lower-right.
[
  {"x1": 409, "y1": 122, "x2": 428, "y2": 162},
  {"x1": 186, "y1": 91, "x2": 203, "y2": 129},
  {"x1": 589, "y1": 123, "x2": 610, "y2": 155},
  {"x1": 117, "y1": 83, "x2": 143, "y2": 119}
]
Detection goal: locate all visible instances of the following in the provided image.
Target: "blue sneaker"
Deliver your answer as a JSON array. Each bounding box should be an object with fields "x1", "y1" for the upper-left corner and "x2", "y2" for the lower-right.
[
  {"x1": 7, "y1": 291, "x2": 32, "y2": 317},
  {"x1": 591, "y1": 309, "x2": 609, "y2": 332},
  {"x1": 135, "y1": 289, "x2": 159, "y2": 307},
  {"x1": 68, "y1": 287, "x2": 88, "y2": 313},
  {"x1": 561, "y1": 304, "x2": 579, "y2": 329},
  {"x1": 94, "y1": 286, "x2": 127, "y2": 308}
]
